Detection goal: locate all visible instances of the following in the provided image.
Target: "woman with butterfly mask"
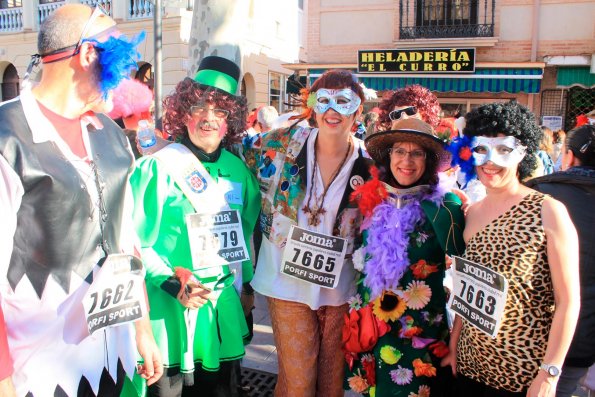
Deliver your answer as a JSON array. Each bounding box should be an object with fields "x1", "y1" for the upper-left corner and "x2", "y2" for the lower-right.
[{"x1": 244, "y1": 69, "x2": 374, "y2": 396}]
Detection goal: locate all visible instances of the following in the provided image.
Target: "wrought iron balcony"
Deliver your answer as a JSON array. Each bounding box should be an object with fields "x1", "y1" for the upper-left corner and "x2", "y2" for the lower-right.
[{"x1": 399, "y1": 0, "x2": 495, "y2": 39}]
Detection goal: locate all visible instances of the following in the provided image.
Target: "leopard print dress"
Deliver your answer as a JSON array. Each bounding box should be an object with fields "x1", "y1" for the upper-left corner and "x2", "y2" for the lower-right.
[{"x1": 457, "y1": 192, "x2": 554, "y2": 392}]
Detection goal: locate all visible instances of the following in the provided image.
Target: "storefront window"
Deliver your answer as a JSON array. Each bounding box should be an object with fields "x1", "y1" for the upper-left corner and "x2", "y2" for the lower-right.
[
  {"x1": 269, "y1": 72, "x2": 286, "y2": 113},
  {"x1": 439, "y1": 98, "x2": 509, "y2": 116}
]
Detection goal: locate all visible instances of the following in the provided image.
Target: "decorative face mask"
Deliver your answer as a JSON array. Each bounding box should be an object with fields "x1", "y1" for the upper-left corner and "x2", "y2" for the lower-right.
[
  {"x1": 471, "y1": 136, "x2": 527, "y2": 167},
  {"x1": 313, "y1": 88, "x2": 361, "y2": 116}
]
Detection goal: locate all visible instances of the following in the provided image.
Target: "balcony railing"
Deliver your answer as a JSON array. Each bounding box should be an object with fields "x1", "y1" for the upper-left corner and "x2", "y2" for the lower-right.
[
  {"x1": 399, "y1": 0, "x2": 495, "y2": 39},
  {"x1": 79, "y1": 0, "x2": 113, "y2": 16},
  {"x1": 39, "y1": 2, "x2": 65, "y2": 25},
  {"x1": 130, "y1": 0, "x2": 153, "y2": 19},
  {"x1": 0, "y1": 6, "x2": 23, "y2": 32}
]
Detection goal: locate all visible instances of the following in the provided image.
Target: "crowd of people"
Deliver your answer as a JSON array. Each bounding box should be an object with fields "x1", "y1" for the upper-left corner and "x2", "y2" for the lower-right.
[{"x1": 0, "y1": 4, "x2": 593, "y2": 397}]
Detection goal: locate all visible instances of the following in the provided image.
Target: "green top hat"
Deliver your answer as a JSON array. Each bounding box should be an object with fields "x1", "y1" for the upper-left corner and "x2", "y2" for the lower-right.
[{"x1": 193, "y1": 56, "x2": 240, "y2": 96}]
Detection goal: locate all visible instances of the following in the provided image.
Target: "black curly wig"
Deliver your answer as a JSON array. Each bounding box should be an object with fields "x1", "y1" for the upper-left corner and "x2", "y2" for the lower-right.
[{"x1": 462, "y1": 101, "x2": 542, "y2": 180}]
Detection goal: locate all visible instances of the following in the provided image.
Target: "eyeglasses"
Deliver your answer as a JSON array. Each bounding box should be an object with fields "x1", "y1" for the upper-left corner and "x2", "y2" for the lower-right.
[
  {"x1": 72, "y1": 5, "x2": 110, "y2": 57},
  {"x1": 190, "y1": 106, "x2": 230, "y2": 119},
  {"x1": 389, "y1": 147, "x2": 426, "y2": 160},
  {"x1": 388, "y1": 106, "x2": 417, "y2": 121}
]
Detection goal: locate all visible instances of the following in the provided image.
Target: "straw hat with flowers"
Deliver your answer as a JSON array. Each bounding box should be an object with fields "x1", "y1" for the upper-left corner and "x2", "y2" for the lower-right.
[{"x1": 365, "y1": 118, "x2": 452, "y2": 172}]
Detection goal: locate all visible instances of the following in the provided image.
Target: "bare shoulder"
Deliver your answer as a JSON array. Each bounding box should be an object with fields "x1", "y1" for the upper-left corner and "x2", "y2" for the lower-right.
[
  {"x1": 465, "y1": 198, "x2": 484, "y2": 221},
  {"x1": 540, "y1": 194, "x2": 573, "y2": 233}
]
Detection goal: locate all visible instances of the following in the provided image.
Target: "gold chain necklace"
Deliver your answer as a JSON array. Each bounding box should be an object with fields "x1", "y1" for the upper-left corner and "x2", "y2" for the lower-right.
[{"x1": 302, "y1": 135, "x2": 352, "y2": 227}]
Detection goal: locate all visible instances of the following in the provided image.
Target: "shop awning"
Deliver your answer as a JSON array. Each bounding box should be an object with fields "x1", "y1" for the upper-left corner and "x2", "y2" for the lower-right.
[
  {"x1": 309, "y1": 67, "x2": 543, "y2": 94},
  {"x1": 556, "y1": 67, "x2": 595, "y2": 88}
]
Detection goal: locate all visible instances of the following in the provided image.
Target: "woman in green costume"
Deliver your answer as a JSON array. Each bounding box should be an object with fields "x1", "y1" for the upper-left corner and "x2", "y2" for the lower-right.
[
  {"x1": 129, "y1": 56, "x2": 260, "y2": 396},
  {"x1": 344, "y1": 118, "x2": 465, "y2": 397}
]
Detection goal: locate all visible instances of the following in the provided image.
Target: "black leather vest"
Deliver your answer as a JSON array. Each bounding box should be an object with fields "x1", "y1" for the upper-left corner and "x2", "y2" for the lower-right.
[{"x1": 0, "y1": 99, "x2": 133, "y2": 298}]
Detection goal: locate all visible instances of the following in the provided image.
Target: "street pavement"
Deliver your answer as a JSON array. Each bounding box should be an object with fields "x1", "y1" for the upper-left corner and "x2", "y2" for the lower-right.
[{"x1": 242, "y1": 292, "x2": 590, "y2": 397}]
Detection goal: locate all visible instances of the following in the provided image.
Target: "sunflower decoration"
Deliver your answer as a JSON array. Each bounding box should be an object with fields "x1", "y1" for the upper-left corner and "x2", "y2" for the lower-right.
[{"x1": 372, "y1": 291, "x2": 407, "y2": 322}]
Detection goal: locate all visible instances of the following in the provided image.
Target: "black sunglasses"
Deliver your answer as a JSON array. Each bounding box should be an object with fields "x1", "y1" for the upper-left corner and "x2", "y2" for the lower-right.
[{"x1": 389, "y1": 106, "x2": 417, "y2": 121}]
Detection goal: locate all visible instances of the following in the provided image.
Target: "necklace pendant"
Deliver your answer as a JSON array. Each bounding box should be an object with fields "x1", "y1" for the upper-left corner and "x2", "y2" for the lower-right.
[{"x1": 309, "y1": 213, "x2": 321, "y2": 227}]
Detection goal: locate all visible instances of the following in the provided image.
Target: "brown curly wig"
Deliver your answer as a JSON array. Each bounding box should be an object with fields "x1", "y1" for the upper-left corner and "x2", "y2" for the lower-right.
[
  {"x1": 378, "y1": 85, "x2": 441, "y2": 129},
  {"x1": 162, "y1": 77, "x2": 248, "y2": 149},
  {"x1": 463, "y1": 101, "x2": 542, "y2": 180},
  {"x1": 293, "y1": 69, "x2": 365, "y2": 127}
]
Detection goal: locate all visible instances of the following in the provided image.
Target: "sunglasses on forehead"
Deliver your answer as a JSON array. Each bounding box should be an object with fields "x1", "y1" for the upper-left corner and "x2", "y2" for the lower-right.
[
  {"x1": 72, "y1": 5, "x2": 111, "y2": 56},
  {"x1": 38, "y1": 4, "x2": 111, "y2": 65},
  {"x1": 389, "y1": 106, "x2": 417, "y2": 121}
]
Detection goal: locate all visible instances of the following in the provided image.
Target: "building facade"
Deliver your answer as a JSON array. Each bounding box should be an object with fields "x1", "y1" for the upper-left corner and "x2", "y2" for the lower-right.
[
  {"x1": 0, "y1": 0, "x2": 303, "y2": 113},
  {"x1": 290, "y1": 0, "x2": 595, "y2": 130}
]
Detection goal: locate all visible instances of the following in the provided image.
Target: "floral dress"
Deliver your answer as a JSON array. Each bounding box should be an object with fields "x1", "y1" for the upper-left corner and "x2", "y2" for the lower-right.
[{"x1": 344, "y1": 178, "x2": 465, "y2": 397}]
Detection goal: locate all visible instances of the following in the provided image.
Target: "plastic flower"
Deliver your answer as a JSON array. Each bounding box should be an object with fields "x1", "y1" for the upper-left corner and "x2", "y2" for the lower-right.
[
  {"x1": 403, "y1": 280, "x2": 432, "y2": 310},
  {"x1": 398, "y1": 315, "x2": 423, "y2": 339},
  {"x1": 390, "y1": 365, "x2": 413, "y2": 385},
  {"x1": 418, "y1": 385, "x2": 431, "y2": 397},
  {"x1": 412, "y1": 336, "x2": 436, "y2": 349},
  {"x1": 447, "y1": 135, "x2": 476, "y2": 183},
  {"x1": 414, "y1": 231, "x2": 429, "y2": 247},
  {"x1": 445, "y1": 255, "x2": 453, "y2": 269},
  {"x1": 412, "y1": 359, "x2": 437, "y2": 377},
  {"x1": 352, "y1": 247, "x2": 366, "y2": 272},
  {"x1": 459, "y1": 146, "x2": 472, "y2": 161},
  {"x1": 410, "y1": 260, "x2": 439, "y2": 279},
  {"x1": 372, "y1": 291, "x2": 407, "y2": 322},
  {"x1": 306, "y1": 92, "x2": 317, "y2": 108},
  {"x1": 379, "y1": 345, "x2": 402, "y2": 365},
  {"x1": 347, "y1": 294, "x2": 363, "y2": 311},
  {"x1": 348, "y1": 370, "x2": 369, "y2": 393},
  {"x1": 408, "y1": 385, "x2": 431, "y2": 397},
  {"x1": 361, "y1": 354, "x2": 376, "y2": 386},
  {"x1": 429, "y1": 341, "x2": 449, "y2": 358}
]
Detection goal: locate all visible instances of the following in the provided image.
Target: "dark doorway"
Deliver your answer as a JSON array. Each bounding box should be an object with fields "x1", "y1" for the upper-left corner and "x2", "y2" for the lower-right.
[{"x1": 1, "y1": 64, "x2": 19, "y2": 101}]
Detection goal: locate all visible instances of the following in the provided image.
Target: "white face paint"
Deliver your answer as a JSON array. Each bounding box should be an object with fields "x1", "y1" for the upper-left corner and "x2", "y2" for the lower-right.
[
  {"x1": 471, "y1": 136, "x2": 527, "y2": 167},
  {"x1": 313, "y1": 88, "x2": 361, "y2": 116}
]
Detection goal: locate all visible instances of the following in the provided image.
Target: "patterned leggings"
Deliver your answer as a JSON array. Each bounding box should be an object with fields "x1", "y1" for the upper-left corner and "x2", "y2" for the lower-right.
[{"x1": 267, "y1": 297, "x2": 348, "y2": 397}]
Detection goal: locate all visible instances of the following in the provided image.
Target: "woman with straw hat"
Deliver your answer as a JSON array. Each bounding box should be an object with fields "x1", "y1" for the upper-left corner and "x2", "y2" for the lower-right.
[{"x1": 344, "y1": 117, "x2": 465, "y2": 396}]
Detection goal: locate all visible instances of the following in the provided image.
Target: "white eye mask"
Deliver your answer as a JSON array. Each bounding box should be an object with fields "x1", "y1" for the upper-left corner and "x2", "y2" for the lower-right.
[
  {"x1": 471, "y1": 136, "x2": 527, "y2": 167},
  {"x1": 313, "y1": 88, "x2": 361, "y2": 116}
]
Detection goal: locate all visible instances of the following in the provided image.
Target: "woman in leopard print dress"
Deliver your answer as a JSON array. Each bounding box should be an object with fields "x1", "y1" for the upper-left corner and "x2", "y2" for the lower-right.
[{"x1": 442, "y1": 101, "x2": 580, "y2": 397}]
